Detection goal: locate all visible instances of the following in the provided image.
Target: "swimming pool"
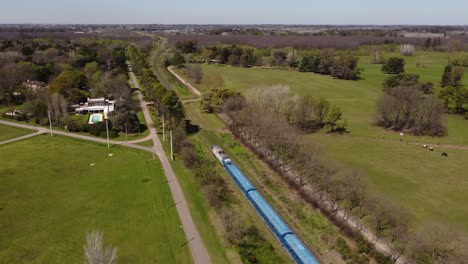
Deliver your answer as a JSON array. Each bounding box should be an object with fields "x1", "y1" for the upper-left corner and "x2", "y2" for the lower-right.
[{"x1": 88, "y1": 113, "x2": 104, "y2": 124}]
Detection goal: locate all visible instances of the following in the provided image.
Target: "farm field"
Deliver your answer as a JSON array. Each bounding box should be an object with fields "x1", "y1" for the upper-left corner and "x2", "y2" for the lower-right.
[
  {"x1": 173, "y1": 52, "x2": 468, "y2": 233},
  {"x1": 0, "y1": 124, "x2": 33, "y2": 142},
  {"x1": 176, "y1": 51, "x2": 468, "y2": 146},
  {"x1": 0, "y1": 135, "x2": 192, "y2": 264}
]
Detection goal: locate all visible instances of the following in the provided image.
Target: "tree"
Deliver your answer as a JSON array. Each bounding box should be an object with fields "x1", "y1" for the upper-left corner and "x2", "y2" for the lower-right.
[
  {"x1": 330, "y1": 56, "x2": 361, "y2": 80},
  {"x1": 162, "y1": 90, "x2": 184, "y2": 124},
  {"x1": 314, "y1": 97, "x2": 331, "y2": 125},
  {"x1": 93, "y1": 73, "x2": 130, "y2": 100},
  {"x1": 175, "y1": 40, "x2": 197, "y2": 54},
  {"x1": 381, "y1": 57, "x2": 405, "y2": 74},
  {"x1": 424, "y1": 38, "x2": 432, "y2": 51},
  {"x1": 377, "y1": 87, "x2": 446, "y2": 136},
  {"x1": 47, "y1": 93, "x2": 68, "y2": 125},
  {"x1": 408, "y1": 223, "x2": 467, "y2": 264},
  {"x1": 371, "y1": 49, "x2": 385, "y2": 64},
  {"x1": 400, "y1": 44, "x2": 415, "y2": 56},
  {"x1": 440, "y1": 65, "x2": 454, "y2": 87},
  {"x1": 48, "y1": 70, "x2": 89, "y2": 103},
  {"x1": 187, "y1": 64, "x2": 203, "y2": 84},
  {"x1": 171, "y1": 52, "x2": 186, "y2": 67},
  {"x1": 108, "y1": 99, "x2": 140, "y2": 133},
  {"x1": 439, "y1": 85, "x2": 468, "y2": 113},
  {"x1": 84, "y1": 231, "x2": 117, "y2": 264},
  {"x1": 326, "y1": 106, "x2": 346, "y2": 132}
]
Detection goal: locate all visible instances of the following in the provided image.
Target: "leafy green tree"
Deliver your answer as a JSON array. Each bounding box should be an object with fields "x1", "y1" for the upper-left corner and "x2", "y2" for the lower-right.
[
  {"x1": 440, "y1": 65, "x2": 453, "y2": 87},
  {"x1": 314, "y1": 97, "x2": 331, "y2": 125},
  {"x1": 108, "y1": 99, "x2": 140, "y2": 133},
  {"x1": 326, "y1": 106, "x2": 344, "y2": 132},
  {"x1": 171, "y1": 52, "x2": 186, "y2": 67},
  {"x1": 162, "y1": 90, "x2": 184, "y2": 123},
  {"x1": 381, "y1": 57, "x2": 405, "y2": 74},
  {"x1": 175, "y1": 40, "x2": 197, "y2": 54},
  {"x1": 439, "y1": 86, "x2": 468, "y2": 113},
  {"x1": 49, "y1": 70, "x2": 89, "y2": 103}
]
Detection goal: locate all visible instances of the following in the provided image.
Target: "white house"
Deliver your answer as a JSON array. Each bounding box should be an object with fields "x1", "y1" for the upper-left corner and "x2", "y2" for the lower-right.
[{"x1": 75, "y1": 97, "x2": 115, "y2": 118}]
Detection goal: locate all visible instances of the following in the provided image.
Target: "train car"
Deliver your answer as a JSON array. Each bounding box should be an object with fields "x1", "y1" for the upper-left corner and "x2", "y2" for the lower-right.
[{"x1": 211, "y1": 145, "x2": 320, "y2": 264}]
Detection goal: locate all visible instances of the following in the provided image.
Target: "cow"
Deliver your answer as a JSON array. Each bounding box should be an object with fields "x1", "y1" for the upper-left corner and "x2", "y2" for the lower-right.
[{"x1": 441, "y1": 152, "x2": 448, "y2": 157}]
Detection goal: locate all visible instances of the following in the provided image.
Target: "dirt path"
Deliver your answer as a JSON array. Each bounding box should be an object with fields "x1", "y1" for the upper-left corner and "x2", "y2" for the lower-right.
[
  {"x1": 167, "y1": 66, "x2": 202, "y2": 96},
  {"x1": 0, "y1": 128, "x2": 44, "y2": 145}
]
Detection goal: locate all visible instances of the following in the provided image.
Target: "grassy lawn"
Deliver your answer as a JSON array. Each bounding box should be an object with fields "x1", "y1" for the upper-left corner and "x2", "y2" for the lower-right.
[
  {"x1": 0, "y1": 135, "x2": 192, "y2": 264},
  {"x1": 0, "y1": 124, "x2": 34, "y2": 142},
  {"x1": 175, "y1": 54, "x2": 468, "y2": 235}
]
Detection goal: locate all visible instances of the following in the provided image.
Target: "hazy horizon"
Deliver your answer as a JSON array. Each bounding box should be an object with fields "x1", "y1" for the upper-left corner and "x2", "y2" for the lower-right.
[{"x1": 1, "y1": 0, "x2": 467, "y2": 25}]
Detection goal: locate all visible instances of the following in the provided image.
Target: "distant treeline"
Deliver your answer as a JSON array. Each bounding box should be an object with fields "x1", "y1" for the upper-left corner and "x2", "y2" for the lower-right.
[{"x1": 160, "y1": 33, "x2": 439, "y2": 50}]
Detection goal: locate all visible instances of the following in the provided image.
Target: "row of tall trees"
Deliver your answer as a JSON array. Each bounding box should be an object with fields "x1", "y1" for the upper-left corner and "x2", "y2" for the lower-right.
[
  {"x1": 128, "y1": 45, "x2": 184, "y2": 128},
  {"x1": 222, "y1": 85, "x2": 466, "y2": 263}
]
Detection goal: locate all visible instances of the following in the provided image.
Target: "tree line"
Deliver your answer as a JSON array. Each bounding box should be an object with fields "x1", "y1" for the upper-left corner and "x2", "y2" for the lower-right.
[
  {"x1": 128, "y1": 45, "x2": 184, "y2": 128},
  {"x1": 221, "y1": 85, "x2": 467, "y2": 263},
  {"x1": 299, "y1": 54, "x2": 362, "y2": 80}
]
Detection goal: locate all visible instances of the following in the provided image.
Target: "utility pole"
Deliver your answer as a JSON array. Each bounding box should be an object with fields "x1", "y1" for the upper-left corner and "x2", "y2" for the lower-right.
[
  {"x1": 125, "y1": 123, "x2": 128, "y2": 141},
  {"x1": 162, "y1": 115, "x2": 165, "y2": 142},
  {"x1": 170, "y1": 129, "x2": 173, "y2": 161},
  {"x1": 47, "y1": 111, "x2": 53, "y2": 136},
  {"x1": 105, "y1": 118, "x2": 110, "y2": 149}
]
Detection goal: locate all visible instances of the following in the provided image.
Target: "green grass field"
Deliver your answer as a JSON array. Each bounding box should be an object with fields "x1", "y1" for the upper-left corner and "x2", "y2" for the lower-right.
[
  {"x1": 175, "y1": 52, "x2": 468, "y2": 233},
  {"x1": 177, "y1": 51, "x2": 468, "y2": 145},
  {"x1": 0, "y1": 124, "x2": 33, "y2": 142},
  {"x1": 309, "y1": 133, "x2": 468, "y2": 231},
  {"x1": 0, "y1": 135, "x2": 192, "y2": 264}
]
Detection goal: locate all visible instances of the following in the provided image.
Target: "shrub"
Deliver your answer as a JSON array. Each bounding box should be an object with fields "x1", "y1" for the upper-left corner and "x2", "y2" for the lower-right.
[
  {"x1": 180, "y1": 145, "x2": 200, "y2": 168},
  {"x1": 335, "y1": 237, "x2": 352, "y2": 260},
  {"x1": 381, "y1": 57, "x2": 405, "y2": 74}
]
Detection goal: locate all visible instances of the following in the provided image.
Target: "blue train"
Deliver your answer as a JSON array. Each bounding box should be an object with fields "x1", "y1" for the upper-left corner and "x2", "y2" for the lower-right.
[{"x1": 211, "y1": 145, "x2": 320, "y2": 264}]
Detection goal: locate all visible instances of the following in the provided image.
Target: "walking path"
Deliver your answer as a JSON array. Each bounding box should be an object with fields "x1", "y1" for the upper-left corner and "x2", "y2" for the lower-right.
[{"x1": 0, "y1": 129, "x2": 44, "y2": 145}]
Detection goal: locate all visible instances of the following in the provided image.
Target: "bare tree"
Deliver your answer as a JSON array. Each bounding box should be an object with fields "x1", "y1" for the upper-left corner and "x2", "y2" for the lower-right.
[
  {"x1": 84, "y1": 230, "x2": 117, "y2": 264},
  {"x1": 407, "y1": 222, "x2": 467, "y2": 264},
  {"x1": 187, "y1": 64, "x2": 203, "y2": 84},
  {"x1": 400, "y1": 44, "x2": 415, "y2": 56}
]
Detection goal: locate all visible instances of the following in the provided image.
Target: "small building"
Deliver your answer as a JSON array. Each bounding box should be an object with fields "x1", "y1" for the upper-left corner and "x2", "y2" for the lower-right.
[
  {"x1": 23, "y1": 80, "x2": 47, "y2": 92},
  {"x1": 75, "y1": 97, "x2": 115, "y2": 119}
]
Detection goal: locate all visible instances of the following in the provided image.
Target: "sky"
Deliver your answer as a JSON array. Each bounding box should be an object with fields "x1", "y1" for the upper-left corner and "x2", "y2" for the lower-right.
[{"x1": 1, "y1": 0, "x2": 467, "y2": 25}]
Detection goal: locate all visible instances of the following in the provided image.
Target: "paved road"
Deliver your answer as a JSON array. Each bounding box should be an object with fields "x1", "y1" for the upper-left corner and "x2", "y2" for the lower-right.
[{"x1": 129, "y1": 68, "x2": 211, "y2": 264}]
